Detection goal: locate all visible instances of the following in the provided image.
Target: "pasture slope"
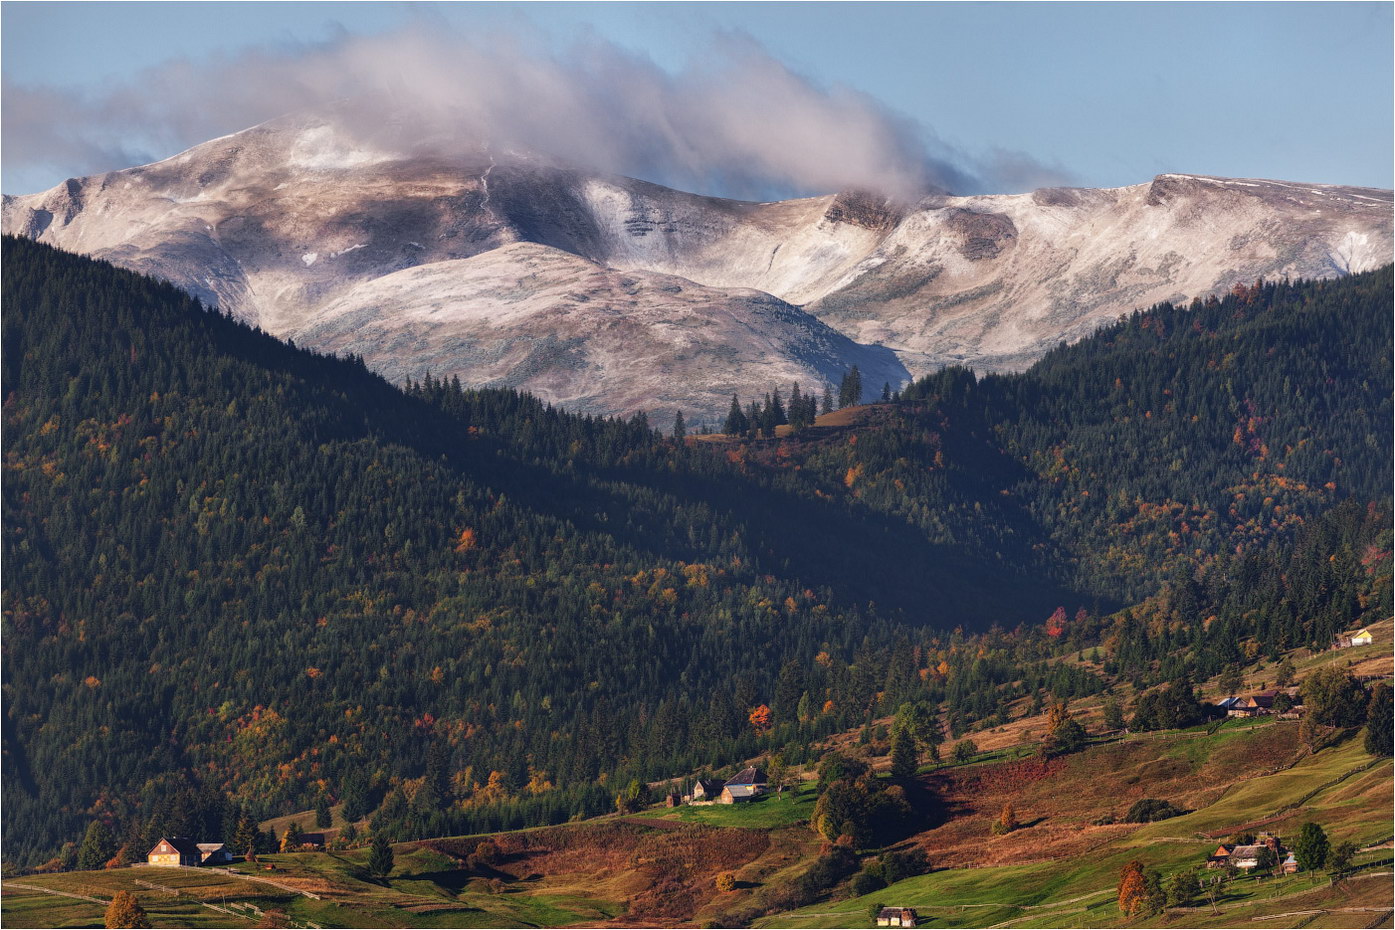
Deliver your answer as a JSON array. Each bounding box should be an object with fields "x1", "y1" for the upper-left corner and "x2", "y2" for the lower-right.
[{"x1": 4, "y1": 629, "x2": 1391, "y2": 929}]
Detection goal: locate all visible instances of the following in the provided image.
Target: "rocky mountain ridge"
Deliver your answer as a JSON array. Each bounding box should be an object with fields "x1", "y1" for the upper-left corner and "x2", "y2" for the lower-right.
[{"x1": 5, "y1": 114, "x2": 1390, "y2": 422}]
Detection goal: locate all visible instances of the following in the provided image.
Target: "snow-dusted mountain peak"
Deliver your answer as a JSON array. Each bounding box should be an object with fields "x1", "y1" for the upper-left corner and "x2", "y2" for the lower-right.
[{"x1": 4, "y1": 115, "x2": 1390, "y2": 420}]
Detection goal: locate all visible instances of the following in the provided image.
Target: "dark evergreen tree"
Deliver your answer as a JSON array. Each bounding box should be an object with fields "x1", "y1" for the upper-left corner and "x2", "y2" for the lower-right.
[
  {"x1": 78, "y1": 820, "x2": 116, "y2": 871},
  {"x1": 722, "y1": 394, "x2": 748, "y2": 436},
  {"x1": 368, "y1": 835, "x2": 395, "y2": 881},
  {"x1": 1366, "y1": 683, "x2": 1393, "y2": 757}
]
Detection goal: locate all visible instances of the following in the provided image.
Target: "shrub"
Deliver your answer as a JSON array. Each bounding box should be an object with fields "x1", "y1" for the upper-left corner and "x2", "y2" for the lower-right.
[
  {"x1": 879, "y1": 848, "x2": 929, "y2": 884},
  {"x1": 1123, "y1": 798, "x2": 1184, "y2": 823},
  {"x1": 715, "y1": 872, "x2": 737, "y2": 893},
  {"x1": 848, "y1": 869, "x2": 886, "y2": 896},
  {"x1": 778, "y1": 847, "x2": 859, "y2": 908}
]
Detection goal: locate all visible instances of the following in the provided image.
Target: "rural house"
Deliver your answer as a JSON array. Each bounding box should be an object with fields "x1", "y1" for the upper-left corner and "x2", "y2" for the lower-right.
[
  {"x1": 197, "y1": 842, "x2": 232, "y2": 864},
  {"x1": 1334, "y1": 628, "x2": 1375, "y2": 649},
  {"x1": 721, "y1": 784, "x2": 761, "y2": 803},
  {"x1": 146, "y1": 836, "x2": 203, "y2": 867},
  {"x1": 718, "y1": 766, "x2": 769, "y2": 803},
  {"x1": 725, "y1": 766, "x2": 768, "y2": 789},
  {"x1": 1206, "y1": 844, "x2": 1235, "y2": 868},
  {"x1": 685, "y1": 778, "x2": 725, "y2": 802},
  {"x1": 1227, "y1": 691, "x2": 1281, "y2": 718},
  {"x1": 1229, "y1": 845, "x2": 1266, "y2": 870},
  {"x1": 876, "y1": 906, "x2": 920, "y2": 927}
]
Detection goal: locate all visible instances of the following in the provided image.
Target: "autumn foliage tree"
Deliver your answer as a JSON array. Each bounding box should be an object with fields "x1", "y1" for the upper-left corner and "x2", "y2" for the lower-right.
[
  {"x1": 1044, "y1": 699, "x2": 1087, "y2": 756},
  {"x1": 104, "y1": 891, "x2": 150, "y2": 929},
  {"x1": 748, "y1": 704, "x2": 773, "y2": 732},
  {"x1": 991, "y1": 802, "x2": 1019, "y2": 835},
  {"x1": 1117, "y1": 860, "x2": 1149, "y2": 916},
  {"x1": 279, "y1": 821, "x2": 303, "y2": 852}
]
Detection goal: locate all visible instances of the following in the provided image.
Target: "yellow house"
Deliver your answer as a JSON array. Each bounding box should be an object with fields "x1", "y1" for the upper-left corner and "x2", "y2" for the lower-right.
[
  {"x1": 147, "y1": 836, "x2": 202, "y2": 867},
  {"x1": 1350, "y1": 628, "x2": 1374, "y2": 646}
]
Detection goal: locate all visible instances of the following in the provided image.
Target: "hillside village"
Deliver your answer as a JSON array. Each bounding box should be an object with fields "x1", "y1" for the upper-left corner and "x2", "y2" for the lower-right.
[{"x1": 5, "y1": 620, "x2": 1390, "y2": 929}]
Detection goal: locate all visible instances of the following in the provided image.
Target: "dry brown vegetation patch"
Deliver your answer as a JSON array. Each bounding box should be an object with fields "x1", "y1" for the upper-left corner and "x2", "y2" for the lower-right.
[
  {"x1": 625, "y1": 825, "x2": 770, "y2": 919},
  {"x1": 912, "y1": 726, "x2": 1303, "y2": 868},
  {"x1": 421, "y1": 820, "x2": 769, "y2": 921}
]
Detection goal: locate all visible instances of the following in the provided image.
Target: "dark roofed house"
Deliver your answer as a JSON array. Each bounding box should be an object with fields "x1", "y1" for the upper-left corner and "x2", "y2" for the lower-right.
[
  {"x1": 1229, "y1": 691, "x2": 1281, "y2": 717},
  {"x1": 725, "y1": 766, "x2": 768, "y2": 788},
  {"x1": 877, "y1": 906, "x2": 919, "y2": 927},
  {"x1": 197, "y1": 842, "x2": 232, "y2": 865},
  {"x1": 147, "y1": 836, "x2": 202, "y2": 867},
  {"x1": 298, "y1": 832, "x2": 325, "y2": 850},
  {"x1": 687, "y1": 778, "x2": 725, "y2": 802}
]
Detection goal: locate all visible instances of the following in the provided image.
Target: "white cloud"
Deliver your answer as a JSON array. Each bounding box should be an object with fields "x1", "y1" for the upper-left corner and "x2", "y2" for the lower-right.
[{"x1": 2, "y1": 23, "x2": 1072, "y2": 198}]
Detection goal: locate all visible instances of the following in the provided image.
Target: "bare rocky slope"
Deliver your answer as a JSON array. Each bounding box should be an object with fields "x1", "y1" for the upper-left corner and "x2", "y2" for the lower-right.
[{"x1": 5, "y1": 113, "x2": 1390, "y2": 421}]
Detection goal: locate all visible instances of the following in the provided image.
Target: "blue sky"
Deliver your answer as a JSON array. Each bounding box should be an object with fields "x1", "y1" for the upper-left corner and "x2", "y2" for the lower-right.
[{"x1": 3, "y1": 2, "x2": 1392, "y2": 196}]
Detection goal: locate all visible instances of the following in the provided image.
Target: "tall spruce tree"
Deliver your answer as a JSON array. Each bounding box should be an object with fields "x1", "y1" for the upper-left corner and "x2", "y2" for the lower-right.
[
  {"x1": 722, "y1": 394, "x2": 747, "y2": 435},
  {"x1": 368, "y1": 835, "x2": 395, "y2": 881}
]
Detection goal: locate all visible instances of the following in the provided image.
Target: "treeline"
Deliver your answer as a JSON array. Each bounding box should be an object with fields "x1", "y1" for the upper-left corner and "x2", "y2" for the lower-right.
[{"x1": 720, "y1": 366, "x2": 883, "y2": 437}]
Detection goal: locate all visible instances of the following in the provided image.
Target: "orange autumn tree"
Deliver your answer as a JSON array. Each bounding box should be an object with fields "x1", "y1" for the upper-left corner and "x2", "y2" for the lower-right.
[
  {"x1": 992, "y1": 802, "x2": 1019, "y2": 835},
  {"x1": 104, "y1": 891, "x2": 150, "y2": 929},
  {"x1": 748, "y1": 704, "x2": 773, "y2": 732},
  {"x1": 1117, "y1": 859, "x2": 1149, "y2": 916}
]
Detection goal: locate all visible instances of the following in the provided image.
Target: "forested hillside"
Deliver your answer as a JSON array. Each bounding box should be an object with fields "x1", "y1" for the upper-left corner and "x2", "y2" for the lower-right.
[{"x1": 2, "y1": 237, "x2": 1390, "y2": 869}]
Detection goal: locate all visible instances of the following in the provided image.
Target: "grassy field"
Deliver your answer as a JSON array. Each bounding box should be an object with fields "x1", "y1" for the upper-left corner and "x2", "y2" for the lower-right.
[
  {"x1": 756, "y1": 727, "x2": 1393, "y2": 929},
  {"x1": 1, "y1": 866, "x2": 276, "y2": 929},
  {"x1": 635, "y1": 785, "x2": 817, "y2": 828}
]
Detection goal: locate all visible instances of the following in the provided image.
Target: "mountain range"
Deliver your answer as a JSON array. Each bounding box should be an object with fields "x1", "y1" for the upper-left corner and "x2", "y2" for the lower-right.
[{"x1": 4, "y1": 113, "x2": 1390, "y2": 423}]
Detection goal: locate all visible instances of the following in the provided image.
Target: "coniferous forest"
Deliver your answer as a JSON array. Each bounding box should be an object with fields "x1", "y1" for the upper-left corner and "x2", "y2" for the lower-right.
[{"x1": 2, "y1": 236, "x2": 1390, "y2": 868}]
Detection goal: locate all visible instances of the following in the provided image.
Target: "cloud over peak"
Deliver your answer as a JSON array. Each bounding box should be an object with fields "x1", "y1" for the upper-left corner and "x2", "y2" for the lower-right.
[{"x1": 3, "y1": 23, "x2": 1071, "y2": 200}]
